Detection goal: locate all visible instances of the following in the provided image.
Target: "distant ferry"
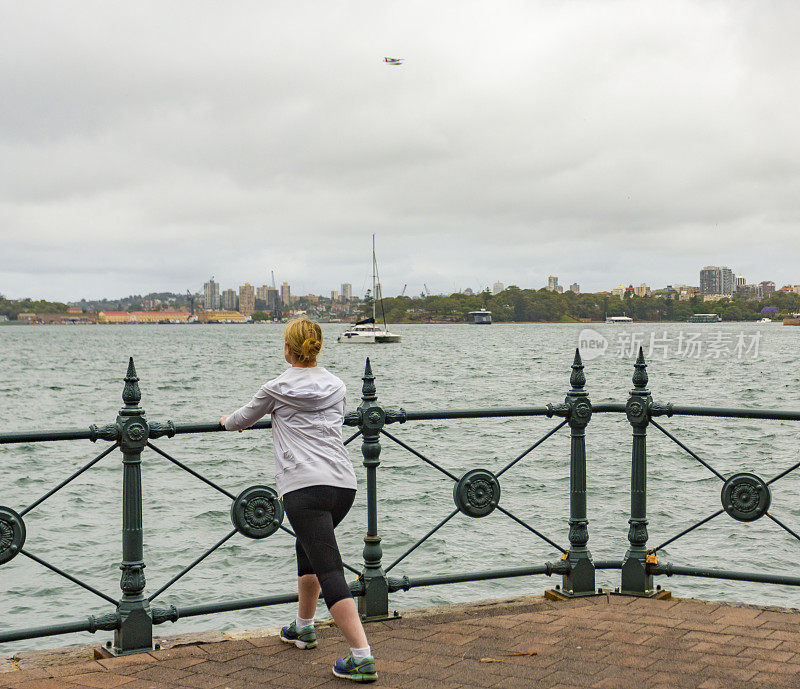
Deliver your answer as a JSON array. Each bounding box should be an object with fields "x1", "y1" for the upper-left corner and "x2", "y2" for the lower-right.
[
  {"x1": 468, "y1": 309, "x2": 492, "y2": 324},
  {"x1": 688, "y1": 313, "x2": 722, "y2": 323},
  {"x1": 605, "y1": 316, "x2": 633, "y2": 323}
]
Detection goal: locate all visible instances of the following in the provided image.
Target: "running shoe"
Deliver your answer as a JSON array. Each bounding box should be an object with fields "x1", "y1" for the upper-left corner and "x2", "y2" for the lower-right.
[
  {"x1": 279, "y1": 620, "x2": 317, "y2": 649},
  {"x1": 332, "y1": 653, "x2": 377, "y2": 682}
]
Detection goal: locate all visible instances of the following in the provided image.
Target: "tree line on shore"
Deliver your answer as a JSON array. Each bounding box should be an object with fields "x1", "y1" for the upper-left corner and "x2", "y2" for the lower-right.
[{"x1": 370, "y1": 287, "x2": 800, "y2": 323}]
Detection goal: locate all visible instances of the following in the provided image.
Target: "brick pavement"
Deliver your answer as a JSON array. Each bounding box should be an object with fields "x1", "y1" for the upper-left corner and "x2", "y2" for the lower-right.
[{"x1": 3, "y1": 594, "x2": 800, "y2": 689}]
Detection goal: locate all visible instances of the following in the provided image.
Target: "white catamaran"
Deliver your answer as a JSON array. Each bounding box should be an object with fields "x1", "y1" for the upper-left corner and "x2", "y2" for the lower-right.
[{"x1": 337, "y1": 237, "x2": 401, "y2": 344}]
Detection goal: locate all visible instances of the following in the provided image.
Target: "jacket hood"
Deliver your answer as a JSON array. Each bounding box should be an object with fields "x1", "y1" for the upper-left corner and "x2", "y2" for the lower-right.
[{"x1": 264, "y1": 366, "x2": 346, "y2": 410}]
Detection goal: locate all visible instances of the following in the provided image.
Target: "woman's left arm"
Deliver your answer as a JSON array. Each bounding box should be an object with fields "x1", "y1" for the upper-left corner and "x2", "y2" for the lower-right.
[{"x1": 220, "y1": 385, "x2": 276, "y2": 431}]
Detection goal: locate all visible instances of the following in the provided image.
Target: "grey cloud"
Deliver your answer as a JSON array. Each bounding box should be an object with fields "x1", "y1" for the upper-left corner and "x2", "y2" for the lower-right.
[{"x1": 1, "y1": 1, "x2": 798, "y2": 301}]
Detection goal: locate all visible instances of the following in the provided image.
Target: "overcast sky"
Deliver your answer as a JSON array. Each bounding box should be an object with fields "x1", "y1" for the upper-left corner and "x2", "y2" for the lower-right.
[{"x1": 1, "y1": 1, "x2": 798, "y2": 301}]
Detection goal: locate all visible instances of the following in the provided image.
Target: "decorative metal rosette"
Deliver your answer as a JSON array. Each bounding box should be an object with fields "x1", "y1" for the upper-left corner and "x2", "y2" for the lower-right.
[
  {"x1": 721, "y1": 473, "x2": 771, "y2": 522},
  {"x1": 453, "y1": 469, "x2": 501, "y2": 518},
  {"x1": 0, "y1": 507, "x2": 26, "y2": 565},
  {"x1": 231, "y1": 486, "x2": 283, "y2": 538}
]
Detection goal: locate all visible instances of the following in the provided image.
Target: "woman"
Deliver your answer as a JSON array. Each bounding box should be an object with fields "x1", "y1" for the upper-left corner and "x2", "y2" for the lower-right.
[{"x1": 220, "y1": 317, "x2": 377, "y2": 683}]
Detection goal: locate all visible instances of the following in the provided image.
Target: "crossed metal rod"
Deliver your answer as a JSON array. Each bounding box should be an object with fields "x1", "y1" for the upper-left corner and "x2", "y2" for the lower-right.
[
  {"x1": 378, "y1": 420, "x2": 569, "y2": 575},
  {"x1": 648, "y1": 418, "x2": 800, "y2": 553}
]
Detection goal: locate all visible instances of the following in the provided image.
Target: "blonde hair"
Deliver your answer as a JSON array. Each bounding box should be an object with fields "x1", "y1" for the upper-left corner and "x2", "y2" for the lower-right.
[{"x1": 284, "y1": 317, "x2": 323, "y2": 365}]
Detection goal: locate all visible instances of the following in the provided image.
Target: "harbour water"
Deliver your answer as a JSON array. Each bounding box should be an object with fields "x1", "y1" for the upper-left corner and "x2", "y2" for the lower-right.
[{"x1": 1, "y1": 322, "x2": 799, "y2": 653}]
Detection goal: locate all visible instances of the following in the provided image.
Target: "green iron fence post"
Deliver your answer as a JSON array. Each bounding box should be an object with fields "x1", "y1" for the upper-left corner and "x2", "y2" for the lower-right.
[
  {"x1": 113, "y1": 358, "x2": 153, "y2": 654},
  {"x1": 357, "y1": 358, "x2": 389, "y2": 620},
  {"x1": 621, "y1": 347, "x2": 653, "y2": 594},
  {"x1": 562, "y1": 349, "x2": 596, "y2": 595}
]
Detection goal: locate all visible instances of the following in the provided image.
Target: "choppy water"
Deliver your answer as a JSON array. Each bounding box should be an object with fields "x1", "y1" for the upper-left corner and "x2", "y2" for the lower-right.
[{"x1": 1, "y1": 322, "x2": 799, "y2": 653}]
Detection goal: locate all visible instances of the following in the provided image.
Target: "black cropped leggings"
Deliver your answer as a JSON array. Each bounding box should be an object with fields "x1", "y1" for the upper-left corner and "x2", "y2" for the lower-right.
[{"x1": 282, "y1": 485, "x2": 356, "y2": 610}]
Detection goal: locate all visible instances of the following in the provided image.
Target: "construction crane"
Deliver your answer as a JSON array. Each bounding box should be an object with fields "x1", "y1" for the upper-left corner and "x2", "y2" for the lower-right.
[
  {"x1": 423, "y1": 284, "x2": 431, "y2": 297},
  {"x1": 400, "y1": 284, "x2": 407, "y2": 297},
  {"x1": 186, "y1": 290, "x2": 196, "y2": 315},
  {"x1": 270, "y1": 270, "x2": 281, "y2": 320}
]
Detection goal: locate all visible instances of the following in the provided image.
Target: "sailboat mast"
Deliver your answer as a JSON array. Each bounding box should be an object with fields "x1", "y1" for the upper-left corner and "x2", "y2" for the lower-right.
[{"x1": 372, "y1": 234, "x2": 376, "y2": 323}]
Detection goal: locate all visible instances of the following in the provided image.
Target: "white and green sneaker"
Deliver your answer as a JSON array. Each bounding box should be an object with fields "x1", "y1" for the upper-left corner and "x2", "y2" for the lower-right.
[
  {"x1": 280, "y1": 620, "x2": 317, "y2": 649},
  {"x1": 332, "y1": 653, "x2": 377, "y2": 682}
]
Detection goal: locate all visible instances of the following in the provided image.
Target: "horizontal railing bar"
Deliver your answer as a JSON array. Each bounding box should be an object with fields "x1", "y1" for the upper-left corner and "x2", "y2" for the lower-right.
[
  {"x1": 170, "y1": 420, "x2": 272, "y2": 435},
  {"x1": 4, "y1": 402, "x2": 798, "y2": 445},
  {"x1": 0, "y1": 618, "x2": 111, "y2": 643},
  {"x1": 590, "y1": 403, "x2": 627, "y2": 413},
  {"x1": 666, "y1": 406, "x2": 800, "y2": 421},
  {"x1": 393, "y1": 407, "x2": 556, "y2": 421},
  {"x1": 651, "y1": 563, "x2": 800, "y2": 587},
  {"x1": 401, "y1": 563, "x2": 567, "y2": 589},
  {"x1": 169, "y1": 592, "x2": 301, "y2": 619},
  {"x1": 0, "y1": 429, "x2": 96, "y2": 444}
]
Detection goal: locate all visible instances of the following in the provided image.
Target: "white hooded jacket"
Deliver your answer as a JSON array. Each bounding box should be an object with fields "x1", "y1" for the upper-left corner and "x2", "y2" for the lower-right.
[{"x1": 224, "y1": 366, "x2": 358, "y2": 497}]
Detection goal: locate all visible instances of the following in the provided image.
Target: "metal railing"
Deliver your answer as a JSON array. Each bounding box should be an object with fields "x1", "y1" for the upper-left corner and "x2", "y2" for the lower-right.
[{"x1": 1, "y1": 350, "x2": 799, "y2": 655}]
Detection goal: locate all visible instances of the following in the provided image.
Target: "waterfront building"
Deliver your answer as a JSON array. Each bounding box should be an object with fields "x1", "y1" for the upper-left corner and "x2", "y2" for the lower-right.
[
  {"x1": 222, "y1": 289, "x2": 237, "y2": 310},
  {"x1": 196, "y1": 310, "x2": 248, "y2": 323},
  {"x1": 760, "y1": 280, "x2": 776, "y2": 296},
  {"x1": 203, "y1": 278, "x2": 220, "y2": 310},
  {"x1": 238, "y1": 283, "x2": 255, "y2": 316},
  {"x1": 492, "y1": 282, "x2": 505, "y2": 294},
  {"x1": 569, "y1": 283, "x2": 580, "y2": 294},
  {"x1": 331, "y1": 290, "x2": 339, "y2": 303},
  {"x1": 97, "y1": 311, "x2": 189, "y2": 324},
  {"x1": 17, "y1": 311, "x2": 97, "y2": 324},
  {"x1": 280, "y1": 282, "x2": 291, "y2": 306},
  {"x1": 699, "y1": 266, "x2": 734, "y2": 297},
  {"x1": 340, "y1": 283, "x2": 353, "y2": 301},
  {"x1": 256, "y1": 285, "x2": 269, "y2": 302},
  {"x1": 611, "y1": 284, "x2": 625, "y2": 298},
  {"x1": 547, "y1": 275, "x2": 559, "y2": 292},
  {"x1": 634, "y1": 283, "x2": 651, "y2": 297}
]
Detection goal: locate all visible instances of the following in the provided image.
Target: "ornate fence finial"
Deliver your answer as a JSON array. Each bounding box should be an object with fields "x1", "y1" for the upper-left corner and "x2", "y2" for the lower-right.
[
  {"x1": 570, "y1": 348, "x2": 587, "y2": 396},
  {"x1": 123, "y1": 357, "x2": 141, "y2": 407},
  {"x1": 361, "y1": 357, "x2": 376, "y2": 402},
  {"x1": 631, "y1": 346, "x2": 648, "y2": 394}
]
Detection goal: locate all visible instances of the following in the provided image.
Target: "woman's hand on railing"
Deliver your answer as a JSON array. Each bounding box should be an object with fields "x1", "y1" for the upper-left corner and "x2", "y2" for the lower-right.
[{"x1": 219, "y1": 415, "x2": 243, "y2": 432}]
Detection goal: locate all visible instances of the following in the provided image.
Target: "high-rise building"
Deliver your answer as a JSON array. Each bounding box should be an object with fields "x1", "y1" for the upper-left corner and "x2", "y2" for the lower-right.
[
  {"x1": 375, "y1": 283, "x2": 382, "y2": 300},
  {"x1": 331, "y1": 290, "x2": 339, "y2": 303},
  {"x1": 760, "y1": 280, "x2": 776, "y2": 296},
  {"x1": 256, "y1": 285, "x2": 269, "y2": 302},
  {"x1": 222, "y1": 289, "x2": 237, "y2": 310},
  {"x1": 612, "y1": 284, "x2": 625, "y2": 298},
  {"x1": 280, "y1": 282, "x2": 291, "y2": 306},
  {"x1": 547, "y1": 275, "x2": 559, "y2": 292},
  {"x1": 203, "y1": 277, "x2": 220, "y2": 310},
  {"x1": 239, "y1": 283, "x2": 255, "y2": 316},
  {"x1": 700, "y1": 266, "x2": 734, "y2": 296},
  {"x1": 634, "y1": 283, "x2": 651, "y2": 297},
  {"x1": 492, "y1": 282, "x2": 505, "y2": 295},
  {"x1": 736, "y1": 275, "x2": 746, "y2": 291},
  {"x1": 569, "y1": 283, "x2": 580, "y2": 294},
  {"x1": 340, "y1": 283, "x2": 352, "y2": 301},
  {"x1": 267, "y1": 287, "x2": 280, "y2": 311}
]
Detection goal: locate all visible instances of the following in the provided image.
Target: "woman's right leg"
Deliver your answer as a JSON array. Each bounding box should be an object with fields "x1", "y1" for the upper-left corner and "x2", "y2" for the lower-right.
[{"x1": 283, "y1": 486, "x2": 369, "y2": 649}]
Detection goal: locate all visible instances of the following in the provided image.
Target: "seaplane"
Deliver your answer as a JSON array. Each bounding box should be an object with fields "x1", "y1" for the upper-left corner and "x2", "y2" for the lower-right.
[{"x1": 383, "y1": 57, "x2": 403, "y2": 65}]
